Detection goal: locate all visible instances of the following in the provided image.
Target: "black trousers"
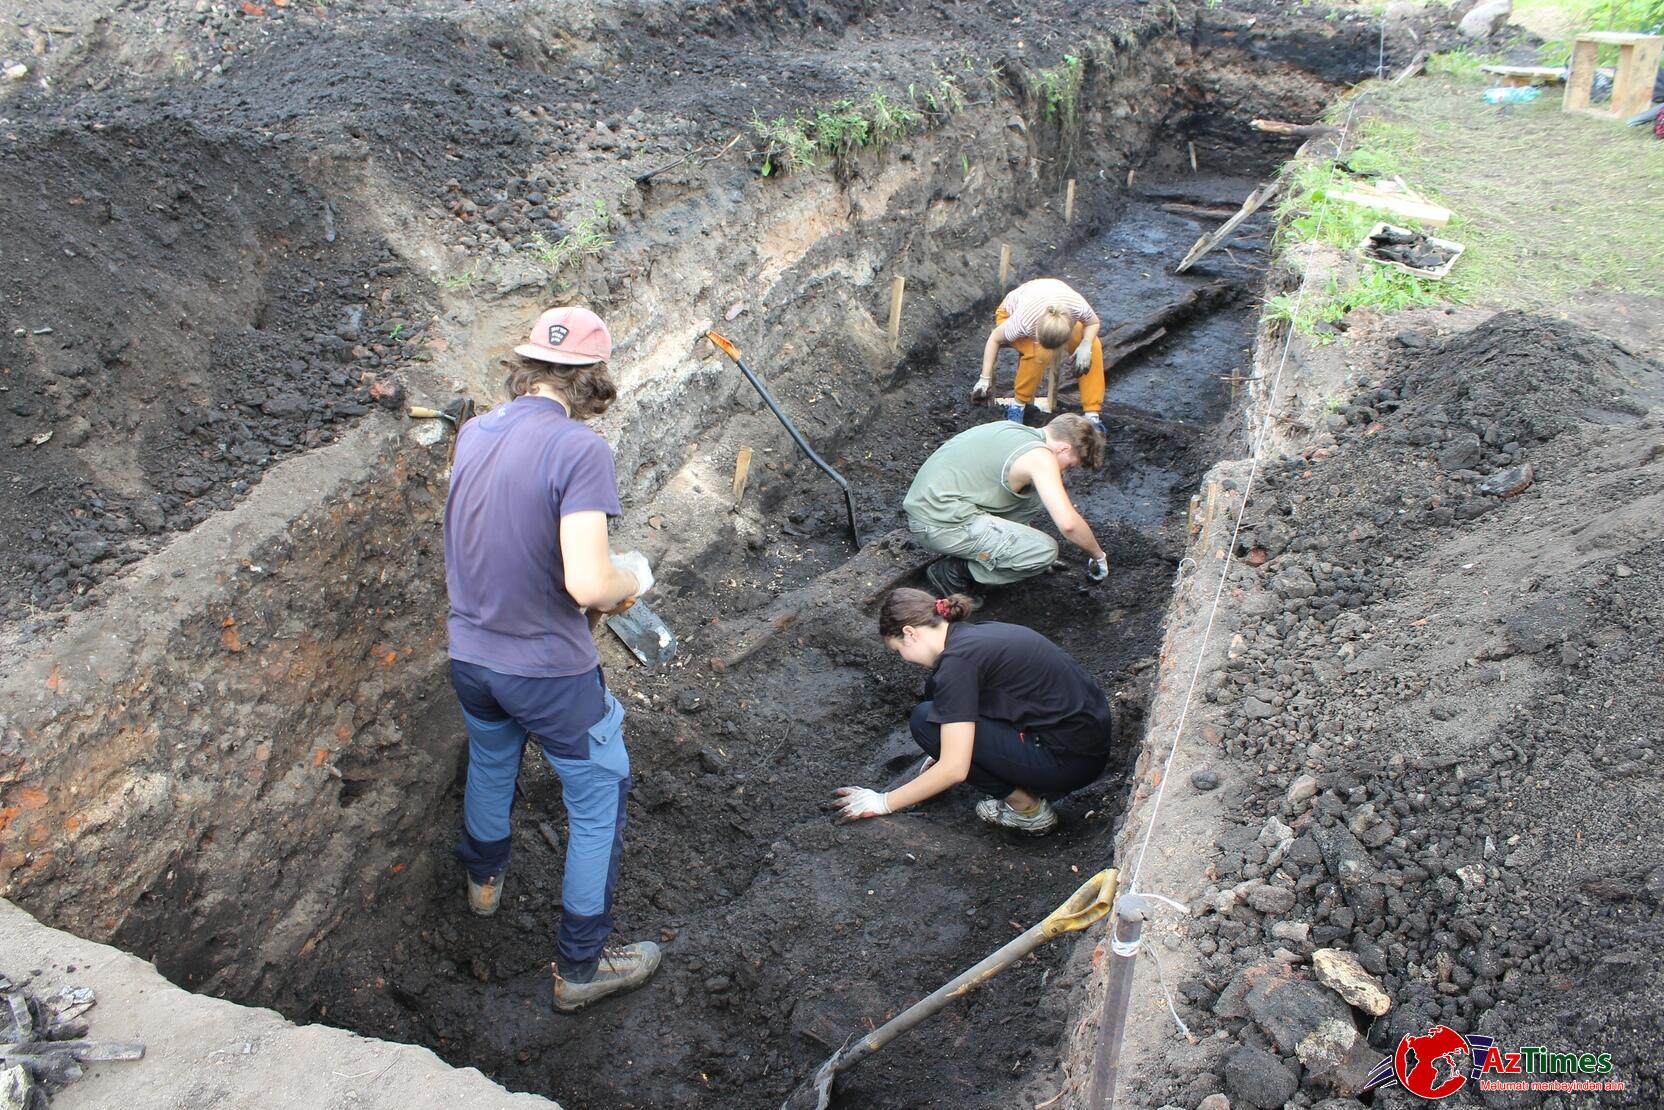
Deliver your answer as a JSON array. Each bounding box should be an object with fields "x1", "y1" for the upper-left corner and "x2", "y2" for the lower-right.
[{"x1": 909, "y1": 701, "x2": 1107, "y2": 800}]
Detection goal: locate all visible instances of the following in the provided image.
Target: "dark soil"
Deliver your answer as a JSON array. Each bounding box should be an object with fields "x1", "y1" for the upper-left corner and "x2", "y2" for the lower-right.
[
  {"x1": 1181, "y1": 312, "x2": 1664, "y2": 1108},
  {"x1": 249, "y1": 183, "x2": 1276, "y2": 1109}
]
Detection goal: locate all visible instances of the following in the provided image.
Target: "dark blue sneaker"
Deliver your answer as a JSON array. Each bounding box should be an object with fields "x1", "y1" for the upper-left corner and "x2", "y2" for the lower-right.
[{"x1": 1003, "y1": 401, "x2": 1025, "y2": 423}]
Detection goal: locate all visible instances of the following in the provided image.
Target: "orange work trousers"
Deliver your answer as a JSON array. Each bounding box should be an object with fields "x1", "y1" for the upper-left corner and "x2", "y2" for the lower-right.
[{"x1": 995, "y1": 306, "x2": 1105, "y2": 414}]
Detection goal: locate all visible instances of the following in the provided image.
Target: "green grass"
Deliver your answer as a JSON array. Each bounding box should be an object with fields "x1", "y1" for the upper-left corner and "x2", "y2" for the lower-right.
[
  {"x1": 754, "y1": 79, "x2": 964, "y2": 177},
  {"x1": 1036, "y1": 54, "x2": 1085, "y2": 126},
  {"x1": 1266, "y1": 59, "x2": 1664, "y2": 339},
  {"x1": 530, "y1": 199, "x2": 612, "y2": 275},
  {"x1": 1362, "y1": 70, "x2": 1664, "y2": 305},
  {"x1": 1424, "y1": 47, "x2": 1500, "y2": 81}
]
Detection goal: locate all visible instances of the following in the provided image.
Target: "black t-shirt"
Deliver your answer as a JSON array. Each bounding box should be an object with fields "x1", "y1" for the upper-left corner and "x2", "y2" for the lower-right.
[{"x1": 924, "y1": 621, "x2": 1113, "y2": 758}]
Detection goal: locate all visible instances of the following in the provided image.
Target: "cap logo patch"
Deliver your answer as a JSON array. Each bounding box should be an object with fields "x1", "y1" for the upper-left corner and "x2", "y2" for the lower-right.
[{"x1": 547, "y1": 324, "x2": 570, "y2": 346}]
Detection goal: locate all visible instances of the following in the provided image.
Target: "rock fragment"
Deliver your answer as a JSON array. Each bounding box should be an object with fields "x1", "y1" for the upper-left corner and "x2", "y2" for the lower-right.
[
  {"x1": 1224, "y1": 1044, "x2": 1298, "y2": 1109},
  {"x1": 1311, "y1": 948, "x2": 1391, "y2": 1016}
]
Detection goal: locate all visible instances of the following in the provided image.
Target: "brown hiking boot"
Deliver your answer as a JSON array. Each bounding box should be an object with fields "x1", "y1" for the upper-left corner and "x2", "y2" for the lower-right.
[
  {"x1": 551, "y1": 940, "x2": 663, "y2": 1013},
  {"x1": 467, "y1": 872, "x2": 504, "y2": 917}
]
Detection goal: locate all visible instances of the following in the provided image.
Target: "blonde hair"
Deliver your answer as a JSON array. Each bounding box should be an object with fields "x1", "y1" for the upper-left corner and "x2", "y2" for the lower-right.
[
  {"x1": 1046, "y1": 413, "x2": 1105, "y2": 469},
  {"x1": 1035, "y1": 305, "x2": 1076, "y2": 350}
]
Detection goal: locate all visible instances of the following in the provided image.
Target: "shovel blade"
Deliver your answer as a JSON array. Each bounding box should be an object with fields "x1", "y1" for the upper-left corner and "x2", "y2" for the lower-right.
[{"x1": 607, "y1": 600, "x2": 678, "y2": 668}]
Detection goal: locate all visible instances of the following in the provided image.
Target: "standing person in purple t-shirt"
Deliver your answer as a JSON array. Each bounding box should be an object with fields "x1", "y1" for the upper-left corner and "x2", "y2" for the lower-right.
[{"x1": 443, "y1": 305, "x2": 662, "y2": 1012}]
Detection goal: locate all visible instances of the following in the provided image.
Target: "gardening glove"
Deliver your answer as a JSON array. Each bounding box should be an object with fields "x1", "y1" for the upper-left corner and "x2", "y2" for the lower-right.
[
  {"x1": 834, "y1": 786, "x2": 892, "y2": 820},
  {"x1": 1073, "y1": 342, "x2": 1093, "y2": 375},
  {"x1": 612, "y1": 551, "x2": 654, "y2": 597},
  {"x1": 1086, "y1": 553, "x2": 1110, "y2": 582},
  {"x1": 970, "y1": 377, "x2": 993, "y2": 403}
]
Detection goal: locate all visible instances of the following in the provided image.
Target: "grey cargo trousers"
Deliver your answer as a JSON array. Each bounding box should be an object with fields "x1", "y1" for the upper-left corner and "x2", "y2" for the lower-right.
[{"x1": 909, "y1": 513, "x2": 1059, "y2": 585}]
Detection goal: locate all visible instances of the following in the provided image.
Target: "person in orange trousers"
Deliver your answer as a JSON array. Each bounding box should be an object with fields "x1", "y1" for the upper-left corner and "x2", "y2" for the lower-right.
[{"x1": 971, "y1": 277, "x2": 1105, "y2": 433}]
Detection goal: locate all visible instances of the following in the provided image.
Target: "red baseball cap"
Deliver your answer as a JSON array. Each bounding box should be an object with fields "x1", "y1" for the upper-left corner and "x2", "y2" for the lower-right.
[{"x1": 514, "y1": 306, "x2": 612, "y2": 366}]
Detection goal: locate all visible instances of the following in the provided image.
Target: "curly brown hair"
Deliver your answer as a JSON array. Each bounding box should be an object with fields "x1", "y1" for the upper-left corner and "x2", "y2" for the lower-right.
[{"x1": 502, "y1": 357, "x2": 618, "y2": 420}]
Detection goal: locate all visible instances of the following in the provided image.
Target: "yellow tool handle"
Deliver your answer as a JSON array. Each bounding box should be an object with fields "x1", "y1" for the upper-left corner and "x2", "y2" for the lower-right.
[
  {"x1": 408, "y1": 406, "x2": 444, "y2": 419},
  {"x1": 705, "y1": 329, "x2": 742, "y2": 362},
  {"x1": 1037, "y1": 868, "x2": 1119, "y2": 940}
]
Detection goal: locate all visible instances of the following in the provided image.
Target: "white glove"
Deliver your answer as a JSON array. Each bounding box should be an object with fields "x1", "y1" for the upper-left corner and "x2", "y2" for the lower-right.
[
  {"x1": 612, "y1": 551, "x2": 654, "y2": 597},
  {"x1": 834, "y1": 786, "x2": 892, "y2": 820},
  {"x1": 1073, "y1": 342, "x2": 1093, "y2": 374},
  {"x1": 1086, "y1": 553, "x2": 1109, "y2": 582},
  {"x1": 970, "y1": 378, "x2": 993, "y2": 403}
]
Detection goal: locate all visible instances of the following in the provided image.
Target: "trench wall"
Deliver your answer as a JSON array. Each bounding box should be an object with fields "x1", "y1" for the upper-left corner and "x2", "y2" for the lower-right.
[{"x1": 0, "y1": 11, "x2": 1357, "y2": 1002}]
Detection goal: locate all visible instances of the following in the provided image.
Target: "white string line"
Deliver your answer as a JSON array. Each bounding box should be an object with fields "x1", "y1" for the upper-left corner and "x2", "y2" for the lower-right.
[{"x1": 1124, "y1": 87, "x2": 1370, "y2": 895}]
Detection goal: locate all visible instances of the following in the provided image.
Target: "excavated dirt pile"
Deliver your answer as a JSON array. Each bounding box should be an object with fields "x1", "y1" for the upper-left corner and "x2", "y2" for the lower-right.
[{"x1": 1171, "y1": 312, "x2": 1664, "y2": 1108}]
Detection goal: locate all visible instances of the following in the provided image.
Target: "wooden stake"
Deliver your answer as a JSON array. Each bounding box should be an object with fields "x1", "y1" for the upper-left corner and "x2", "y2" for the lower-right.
[
  {"x1": 1188, "y1": 141, "x2": 1197, "y2": 173},
  {"x1": 887, "y1": 274, "x2": 906, "y2": 353},
  {"x1": 1064, "y1": 179, "x2": 1076, "y2": 224},
  {"x1": 998, "y1": 243, "x2": 1012, "y2": 293},
  {"x1": 732, "y1": 447, "x2": 753, "y2": 502},
  {"x1": 1126, "y1": 168, "x2": 1135, "y2": 189}
]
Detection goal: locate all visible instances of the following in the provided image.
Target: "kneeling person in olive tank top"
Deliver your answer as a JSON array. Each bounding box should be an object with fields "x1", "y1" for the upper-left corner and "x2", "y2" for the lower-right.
[{"x1": 903, "y1": 414, "x2": 1111, "y2": 605}]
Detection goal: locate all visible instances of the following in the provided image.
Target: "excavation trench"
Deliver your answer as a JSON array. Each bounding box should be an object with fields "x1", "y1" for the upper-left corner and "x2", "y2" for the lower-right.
[{"x1": 0, "y1": 7, "x2": 1396, "y2": 1108}]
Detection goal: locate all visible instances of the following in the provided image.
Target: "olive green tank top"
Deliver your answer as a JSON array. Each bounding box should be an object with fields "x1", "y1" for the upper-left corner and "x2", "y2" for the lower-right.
[{"x1": 903, "y1": 422, "x2": 1048, "y2": 529}]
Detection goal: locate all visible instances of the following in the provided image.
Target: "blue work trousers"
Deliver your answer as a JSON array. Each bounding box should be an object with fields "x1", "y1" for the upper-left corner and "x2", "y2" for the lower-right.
[
  {"x1": 909, "y1": 700, "x2": 1106, "y2": 799},
  {"x1": 449, "y1": 661, "x2": 630, "y2": 976}
]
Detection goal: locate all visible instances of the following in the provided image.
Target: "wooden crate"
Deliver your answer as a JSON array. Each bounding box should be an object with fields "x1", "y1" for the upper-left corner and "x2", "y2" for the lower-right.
[{"x1": 1562, "y1": 32, "x2": 1664, "y2": 120}]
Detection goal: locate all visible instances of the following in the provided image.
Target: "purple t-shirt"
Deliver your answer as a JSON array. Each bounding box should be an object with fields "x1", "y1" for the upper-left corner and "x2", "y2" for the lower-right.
[{"x1": 444, "y1": 395, "x2": 622, "y2": 678}]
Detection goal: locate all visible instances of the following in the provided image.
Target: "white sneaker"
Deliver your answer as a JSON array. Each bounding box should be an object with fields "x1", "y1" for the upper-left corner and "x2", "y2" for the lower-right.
[{"x1": 975, "y1": 798, "x2": 1059, "y2": 835}]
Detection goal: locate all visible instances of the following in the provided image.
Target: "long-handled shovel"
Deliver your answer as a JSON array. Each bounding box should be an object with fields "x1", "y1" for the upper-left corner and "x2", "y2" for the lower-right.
[
  {"x1": 782, "y1": 868, "x2": 1119, "y2": 1110},
  {"x1": 706, "y1": 330, "x2": 862, "y2": 549}
]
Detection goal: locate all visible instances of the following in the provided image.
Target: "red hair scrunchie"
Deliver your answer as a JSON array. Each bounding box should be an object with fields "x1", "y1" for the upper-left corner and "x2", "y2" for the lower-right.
[{"x1": 934, "y1": 598, "x2": 951, "y2": 618}]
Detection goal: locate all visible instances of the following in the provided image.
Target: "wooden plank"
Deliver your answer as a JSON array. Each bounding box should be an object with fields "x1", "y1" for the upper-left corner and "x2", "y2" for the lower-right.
[
  {"x1": 732, "y1": 447, "x2": 753, "y2": 502},
  {"x1": 1391, "y1": 49, "x2": 1430, "y2": 85},
  {"x1": 1613, "y1": 38, "x2": 1663, "y2": 118},
  {"x1": 1480, "y1": 64, "x2": 1565, "y2": 81},
  {"x1": 1564, "y1": 39, "x2": 1598, "y2": 112},
  {"x1": 1577, "y1": 30, "x2": 1660, "y2": 44},
  {"x1": 1333, "y1": 188, "x2": 1451, "y2": 227},
  {"x1": 887, "y1": 274, "x2": 905, "y2": 352},
  {"x1": 1175, "y1": 178, "x2": 1282, "y2": 273}
]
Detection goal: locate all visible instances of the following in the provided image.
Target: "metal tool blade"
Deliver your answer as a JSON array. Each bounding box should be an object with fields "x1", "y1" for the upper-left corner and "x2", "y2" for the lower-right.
[{"x1": 607, "y1": 600, "x2": 678, "y2": 668}]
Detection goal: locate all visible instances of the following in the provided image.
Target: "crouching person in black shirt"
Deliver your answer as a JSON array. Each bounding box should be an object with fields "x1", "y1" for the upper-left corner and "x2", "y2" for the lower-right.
[{"x1": 834, "y1": 587, "x2": 1114, "y2": 836}]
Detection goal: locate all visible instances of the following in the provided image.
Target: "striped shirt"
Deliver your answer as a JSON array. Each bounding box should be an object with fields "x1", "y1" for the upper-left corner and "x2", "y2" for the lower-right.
[{"x1": 998, "y1": 278, "x2": 1098, "y2": 343}]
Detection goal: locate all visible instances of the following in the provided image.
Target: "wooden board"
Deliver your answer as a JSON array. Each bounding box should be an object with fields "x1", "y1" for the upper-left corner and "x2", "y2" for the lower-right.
[
  {"x1": 1174, "y1": 179, "x2": 1281, "y2": 272},
  {"x1": 1333, "y1": 188, "x2": 1451, "y2": 227},
  {"x1": 1480, "y1": 64, "x2": 1565, "y2": 81}
]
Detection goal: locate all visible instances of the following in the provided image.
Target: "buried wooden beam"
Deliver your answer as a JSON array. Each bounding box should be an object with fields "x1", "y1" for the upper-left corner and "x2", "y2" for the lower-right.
[
  {"x1": 1250, "y1": 118, "x2": 1341, "y2": 138},
  {"x1": 1049, "y1": 282, "x2": 1241, "y2": 390},
  {"x1": 1175, "y1": 178, "x2": 1282, "y2": 273}
]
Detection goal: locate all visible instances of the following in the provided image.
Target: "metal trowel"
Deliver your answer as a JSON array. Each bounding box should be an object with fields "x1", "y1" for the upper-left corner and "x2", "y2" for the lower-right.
[{"x1": 604, "y1": 599, "x2": 678, "y2": 668}]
